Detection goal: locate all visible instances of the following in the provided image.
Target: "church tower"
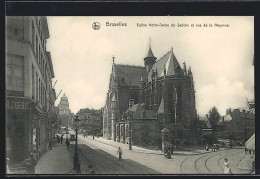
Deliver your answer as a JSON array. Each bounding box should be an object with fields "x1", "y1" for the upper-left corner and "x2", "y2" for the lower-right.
[{"x1": 144, "y1": 41, "x2": 157, "y2": 73}]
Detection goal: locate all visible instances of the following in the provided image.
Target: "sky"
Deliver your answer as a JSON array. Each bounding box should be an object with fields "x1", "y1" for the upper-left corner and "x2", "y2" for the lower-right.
[{"x1": 46, "y1": 16, "x2": 254, "y2": 116}]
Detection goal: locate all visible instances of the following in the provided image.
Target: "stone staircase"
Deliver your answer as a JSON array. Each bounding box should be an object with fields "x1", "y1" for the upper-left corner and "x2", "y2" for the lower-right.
[{"x1": 8, "y1": 163, "x2": 27, "y2": 174}]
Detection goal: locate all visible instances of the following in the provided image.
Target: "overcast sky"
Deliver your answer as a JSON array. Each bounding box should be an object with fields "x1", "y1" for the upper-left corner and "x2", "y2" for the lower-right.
[{"x1": 46, "y1": 16, "x2": 254, "y2": 116}]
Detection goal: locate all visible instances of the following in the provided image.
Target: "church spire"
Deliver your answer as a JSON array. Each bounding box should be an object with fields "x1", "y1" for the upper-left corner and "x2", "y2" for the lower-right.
[
  {"x1": 146, "y1": 38, "x2": 155, "y2": 58},
  {"x1": 144, "y1": 38, "x2": 157, "y2": 73},
  {"x1": 183, "y1": 61, "x2": 187, "y2": 76},
  {"x1": 112, "y1": 55, "x2": 115, "y2": 64}
]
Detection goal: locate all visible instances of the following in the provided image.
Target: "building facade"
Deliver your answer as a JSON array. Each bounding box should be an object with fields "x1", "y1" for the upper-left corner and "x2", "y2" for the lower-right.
[
  {"x1": 76, "y1": 108, "x2": 103, "y2": 136},
  {"x1": 201, "y1": 108, "x2": 255, "y2": 144},
  {"x1": 6, "y1": 16, "x2": 57, "y2": 163},
  {"x1": 224, "y1": 108, "x2": 255, "y2": 142},
  {"x1": 58, "y1": 93, "x2": 71, "y2": 115},
  {"x1": 58, "y1": 93, "x2": 73, "y2": 127},
  {"x1": 103, "y1": 45, "x2": 197, "y2": 147}
]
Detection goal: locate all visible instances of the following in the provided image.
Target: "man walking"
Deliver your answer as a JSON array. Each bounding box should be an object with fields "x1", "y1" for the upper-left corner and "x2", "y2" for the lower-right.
[
  {"x1": 48, "y1": 139, "x2": 52, "y2": 150},
  {"x1": 117, "y1": 147, "x2": 123, "y2": 161},
  {"x1": 212, "y1": 144, "x2": 216, "y2": 152},
  {"x1": 65, "y1": 138, "x2": 70, "y2": 150},
  {"x1": 60, "y1": 135, "x2": 63, "y2": 144}
]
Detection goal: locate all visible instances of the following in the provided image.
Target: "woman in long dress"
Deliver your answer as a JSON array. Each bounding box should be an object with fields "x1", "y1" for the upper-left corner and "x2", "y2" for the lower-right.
[{"x1": 224, "y1": 158, "x2": 232, "y2": 174}]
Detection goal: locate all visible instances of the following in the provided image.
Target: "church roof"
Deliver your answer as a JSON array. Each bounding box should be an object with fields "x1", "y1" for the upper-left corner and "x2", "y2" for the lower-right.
[
  {"x1": 115, "y1": 64, "x2": 147, "y2": 87},
  {"x1": 146, "y1": 47, "x2": 155, "y2": 58},
  {"x1": 148, "y1": 49, "x2": 184, "y2": 81},
  {"x1": 126, "y1": 103, "x2": 156, "y2": 119}
]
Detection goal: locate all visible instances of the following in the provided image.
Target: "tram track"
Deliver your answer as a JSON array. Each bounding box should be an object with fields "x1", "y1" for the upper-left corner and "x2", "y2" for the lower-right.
[
  {"x1": 180, "y1": 149, "x2": 237, "y2": 174},
  {"x1": 217, "y1": 150, "x2": 243, "y2": 171}
]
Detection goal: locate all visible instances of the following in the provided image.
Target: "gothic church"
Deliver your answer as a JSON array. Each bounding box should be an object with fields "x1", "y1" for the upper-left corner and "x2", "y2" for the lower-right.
[{"x1": 103, "y1": 43, "x2": 197, "y2": 147}]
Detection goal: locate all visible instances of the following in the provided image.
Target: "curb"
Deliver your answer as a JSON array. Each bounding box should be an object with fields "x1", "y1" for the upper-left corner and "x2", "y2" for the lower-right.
[{"x1": 81, "y1": 136, "x2": 234, "y2": 156}]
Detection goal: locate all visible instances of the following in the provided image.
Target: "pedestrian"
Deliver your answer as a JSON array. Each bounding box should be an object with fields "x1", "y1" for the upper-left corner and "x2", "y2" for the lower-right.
[
  {"x1": 65, "y1": 138, "x2": 70, "y2": 150},
  {"x1": 212, "y1": 144, "x2": 216, "y2": 152},
  {"x1": 21, "y1": 154, "x2": 37, "y2": 174},
  {"x1": 216, "y1": 144, "x2": 220, "y2": 150},
  {"x1": 53, "y1": 136, "x2": 56, "y2": 146},
  {"x1": 205, "y1": 143, "x2": 209, "y2": 151},
  {"x1": 117, "y1": 147, "x2": 123, "y2": 161},
  {"x1": 84, "y1": 133, "x2": 86, "y2": 138},
  {"x1": 57, "y1": 135, "x2": 60, "y2": 143},
  {"x1": 230, "y1": 142, "x2": 233, "y2": 149},
  {"x1": 93, "y1": 135, "x2": 95, "y2": 140},
  {"x1": 60, "y1": 135, "x2": 63, "y2": 144},
  {"x1": 164, "y1": 146, "x2": 167, "y2": 155},
  {"x1": 167, "y1": 149, "x2": 171, "y2": 159},
  {"x1": 245, "y1": 147, "x2": 248, "y2": 155},
  {"x1": 223, "y1": 158, "x2": 232, "y2": 174},
  {"x1": 88, "y1": 165, "x2": 95, "y2": 174},
  {"x1": 249, "y1": 150, "x2": 251, "y2": 155},
  {"x1": 170, "y1": 145, "x2": 174, "y2": 155},
  {"x1": 48, "y1": 139, "x2": 52, "y2": 150}
]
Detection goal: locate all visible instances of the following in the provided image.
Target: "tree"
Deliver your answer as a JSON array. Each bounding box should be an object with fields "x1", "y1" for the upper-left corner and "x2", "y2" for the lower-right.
[
  {"x1": 168, "y1": 123, "x2": 184, "y2": 146},
  {"x1": 208, "y1": 106, "x2": 220, "y2": 143}
]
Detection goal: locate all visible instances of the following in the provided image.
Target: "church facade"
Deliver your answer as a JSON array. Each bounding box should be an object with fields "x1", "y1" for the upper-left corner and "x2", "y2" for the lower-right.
[{"x1": 103, "y1": 44, "x2": 197, "y2": 147}]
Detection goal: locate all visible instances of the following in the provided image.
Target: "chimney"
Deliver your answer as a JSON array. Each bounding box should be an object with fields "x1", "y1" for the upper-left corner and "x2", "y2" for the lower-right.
[{"x1": 129, "y1": 99, "x2": 135, "y2": 109}]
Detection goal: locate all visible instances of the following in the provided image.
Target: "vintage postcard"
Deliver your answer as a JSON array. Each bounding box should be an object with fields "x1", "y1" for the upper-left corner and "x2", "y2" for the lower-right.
[{"x1": 5, "y1": 15, "x2": 255, "y2": 175}]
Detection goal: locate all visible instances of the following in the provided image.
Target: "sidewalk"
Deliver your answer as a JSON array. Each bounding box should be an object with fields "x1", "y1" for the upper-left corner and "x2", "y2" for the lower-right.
[
  {"x1": 238, "y1": 154, "x2": 255, "y2": 172},
  {"x1": 35, "y1": 143, "x2": 73, "y2": 174},
  {"x1": 79, "y1": 134, "x2": 229, "y2": 156}
]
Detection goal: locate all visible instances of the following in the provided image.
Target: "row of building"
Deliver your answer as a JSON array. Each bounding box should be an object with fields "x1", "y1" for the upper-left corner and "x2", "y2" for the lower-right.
[
  {"x1": 6, "y1": 16, "x2": 59, "y2": 164},
  {"x1": 200, "y1": 107, "x2": 255, "y2": 144}
]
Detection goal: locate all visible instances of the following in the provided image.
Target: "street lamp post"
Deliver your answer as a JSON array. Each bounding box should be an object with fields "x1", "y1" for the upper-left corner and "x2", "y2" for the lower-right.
[
  {"x1": 129, "y1": 129, "x2": 133, "y2": 150},
  {"x1": 128, "y1": 120, "x2": 133, "y2": 150},
  {"x1": 73, "y1": 115, "x2": 81, "y2": 173},
  {"x1": 66, "y1": 126, "x2": 68, "y2": 139}
]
